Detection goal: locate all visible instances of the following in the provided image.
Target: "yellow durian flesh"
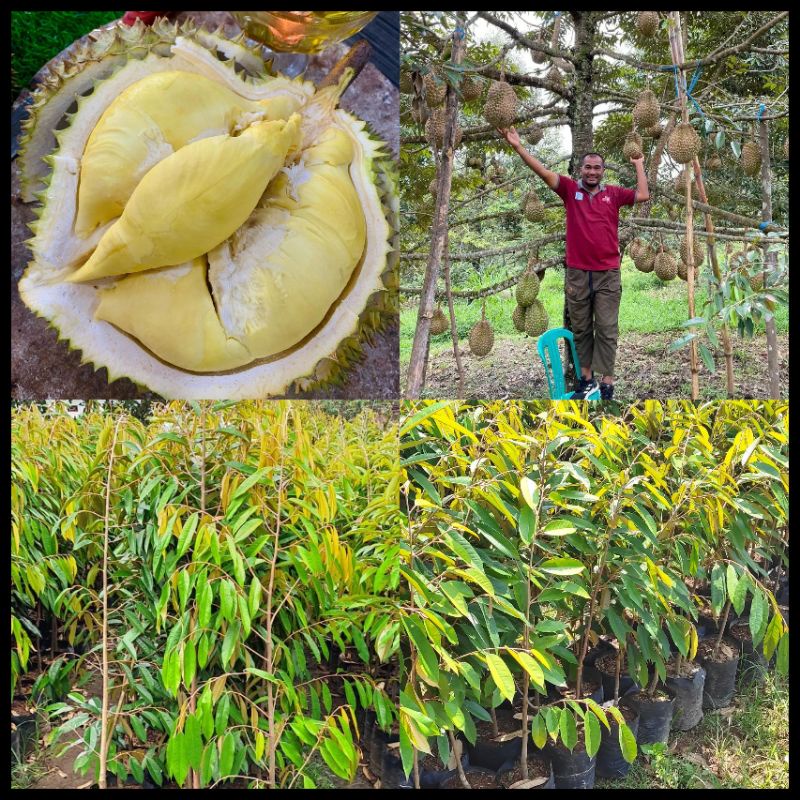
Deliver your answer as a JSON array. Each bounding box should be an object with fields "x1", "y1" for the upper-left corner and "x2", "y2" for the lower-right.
[
  {"x1": 94, "y1": 124, "x2": 367, "y2": 372},
  {"x1": 75, "y1": 70, "x2": 303, "y2": 238},
  {"x1": 68, "y1": 113, "x2": 302, "y2": 283},
  {"x1": 95, "y1": 257, "x2": 251, "y2": 372},
  {"x1": 207, "y1": 126, "x2": 366, "y2": 361}
]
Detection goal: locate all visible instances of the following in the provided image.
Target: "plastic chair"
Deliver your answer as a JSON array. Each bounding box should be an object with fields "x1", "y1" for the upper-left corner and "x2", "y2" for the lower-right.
[{"x1": 536, "y1": 327, "x2": 599, "y2": 400}]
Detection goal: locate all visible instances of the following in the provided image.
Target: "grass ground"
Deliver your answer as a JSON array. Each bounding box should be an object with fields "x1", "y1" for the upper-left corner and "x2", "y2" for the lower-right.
[
  {"x1": 12, "y1": 11, "x2": 124, "y2": 99},
  {"x1": 401, "y1": 258, "x2": 788, "y2": 398},
  {"x1": 598, "y1": 673, "x2": 788, "y2": 789}
]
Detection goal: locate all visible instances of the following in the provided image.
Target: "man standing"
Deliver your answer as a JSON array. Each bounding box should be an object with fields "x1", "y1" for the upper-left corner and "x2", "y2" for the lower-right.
[{"x1": 499, "y1": 127, "x2": 649, "y2": 400}]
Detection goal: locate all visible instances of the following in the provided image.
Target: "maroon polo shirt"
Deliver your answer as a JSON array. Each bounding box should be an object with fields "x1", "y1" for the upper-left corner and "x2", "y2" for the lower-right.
[{"x1": 552, "y1": 176, "x2": 636, "y2": 271}]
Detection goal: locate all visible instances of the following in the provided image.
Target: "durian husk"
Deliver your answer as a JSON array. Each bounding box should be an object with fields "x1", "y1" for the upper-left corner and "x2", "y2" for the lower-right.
[
  {"x1": 633, "y1": 89, "x2": 660, "y2": 129},
  {"x1": 523, "y1": 194, "x2": 546, "y2": 223},
  {"x1": 425, "y1": 107, "x2": 462, "y2": 149},
  {"x1": 546, "y1": 65, "x2": 563, "y2": 89},
  {"x1": 516, "y1": 267, "x2": 540, "y2": 307},
  {"x1": 645, "y1": 122, "x2": 664, "y2": 139},
  {"x1": 674, "y1": 168, "x2": 694, "y2": 196},
  {"x1": 653, "y1": 249, "x2": 678, "y2": 281},
  {"x1": 17, "y1": 20, "x2": 397, "y2": 399},
  {"x1": 667, "y1": 123, "x2": 701, "y2": 165},
  {"x1": 677, "y1": 260, "x2": 688, "y2": 281},
  {"x1": 429, "y1": 177, "x2": 439, "y2": 197},
  {"x1": 423, "y1": 69, "x2": 447, "y2": 108},
  {"x1": 430, "y1": 304, "x2": 449, "y2": 335},
  {"x1": 460, "y1": 74, "x2": 483, "y2": 102},
  {"x1": 526, "y1": 123, "x2": 544, "y2": 146},
  {"x1": 524, "y1": 299, "x2": 548, "y2": 337},
  {"x1": 483, "y1": 79, "x2": 517, "y2": 128},
  {"x1": 532, "y1": 32, "x2": 547, "y2": 64},
  {"x1": 706, "y1": 153, "x2": 722, "y2": 171},
  {"x1": 741, "y1": 140, "x2": 762, "y2": 176},
  {"x1": 633, "y1": 243, "x2": 655, "y2": 273},
  {"x1": 512, "y1": 303, "x2": 527, "y2": 332},
  {"x1": 468, "y1": 304, "x2": 494, "y2": 357},
  {"x1": 635, "y1": 11, "x2": 659, "y2": 37},
  {"x1": 622, "y1": 131, "x2": 644, "y2": 160},
  {"x1": 399, "y1": 68, "x2": 414, "y2": 94},
  {"x1": 679, "y1": 233, "x2": 704, "y2": 268}
]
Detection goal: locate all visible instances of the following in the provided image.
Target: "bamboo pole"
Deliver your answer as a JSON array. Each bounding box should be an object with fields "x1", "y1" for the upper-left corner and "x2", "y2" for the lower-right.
[
  {"x1": 758, "y1": 112, "x2": 781, "y2": 398},
  {"x1": 442, "y1": 233, "x2": 465, "y2": 397},
  {"x1": 406, "y1": 13, "x2": 466, "y2": 397},
  {"x1": 669, "y1": 12, "x2": 699, "y2": 400}
]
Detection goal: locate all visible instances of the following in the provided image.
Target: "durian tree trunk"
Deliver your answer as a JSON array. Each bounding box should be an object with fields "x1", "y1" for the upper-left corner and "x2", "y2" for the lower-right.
[
  {"x1": 406, "y1": 15, "x2": 466, "y2": 398},
  {"x1": 561, "y1": 12, "x2": 598, "y2": 382},
  {"x1": 669, "y1": 13, "x2": 699, "y2": 400},
  {"x1": 758, "y1": 114, "x2": 781, "y2": 399},
  {"x1": 443, "y1": 233, "x2": 465, "y2": 396}
]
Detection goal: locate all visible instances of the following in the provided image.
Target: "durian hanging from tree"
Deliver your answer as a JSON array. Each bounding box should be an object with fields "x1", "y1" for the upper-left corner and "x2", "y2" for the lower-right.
[{"x1": 468, "y1": 301, "x2": 495, "y2": 356}]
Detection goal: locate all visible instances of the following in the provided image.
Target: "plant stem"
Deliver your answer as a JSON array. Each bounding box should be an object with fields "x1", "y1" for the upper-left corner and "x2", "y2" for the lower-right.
[
  {"x1": 449, "y1": 730, "x2": 471, "y2": 788},
  {"x1": 714, "y1": 599, "x2": 732, "y2": 658},
  {"x1": 99, "y1": 421, "x2": 121, "y2": 790},
  {"x1": 614, "y1": 646, "x2": 621, "y2": 703},
  {"x1": 490, "y1": 706, "x2": 499, "y2": 738}
]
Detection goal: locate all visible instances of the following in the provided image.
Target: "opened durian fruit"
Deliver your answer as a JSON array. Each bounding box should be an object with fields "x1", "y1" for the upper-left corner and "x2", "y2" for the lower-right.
[{"x1": 18, "y1": 19, "x2": 397, "y2": 398}]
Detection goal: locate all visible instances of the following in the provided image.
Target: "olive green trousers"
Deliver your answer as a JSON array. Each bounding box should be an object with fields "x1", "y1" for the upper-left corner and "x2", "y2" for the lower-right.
[{"x1": 564, "y1": 267, "x2": 621, "y2": 378}]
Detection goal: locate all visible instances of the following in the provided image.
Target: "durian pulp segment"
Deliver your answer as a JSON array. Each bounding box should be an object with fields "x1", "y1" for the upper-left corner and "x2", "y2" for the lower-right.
[
  {"x1": 68, "y1": 114, "x2": 303, "y2": 283},
  {"x1": 95, "y1": 258, "x2": 251, "y2": 371},
  {"x1": 208, "y1": 125, "x2": 367, "y2": 362},
  {"x1": 93, "y1": 124, "x2": 367, "y2": 372},
  {"x1": 75, "y1": 70, "x2": 304, "y2": 237}
]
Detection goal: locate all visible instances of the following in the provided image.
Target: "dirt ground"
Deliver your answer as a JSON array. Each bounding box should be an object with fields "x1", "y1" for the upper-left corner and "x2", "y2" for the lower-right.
[{"x1": 403, "y1": 332, "x2": 788, "y2": 402}]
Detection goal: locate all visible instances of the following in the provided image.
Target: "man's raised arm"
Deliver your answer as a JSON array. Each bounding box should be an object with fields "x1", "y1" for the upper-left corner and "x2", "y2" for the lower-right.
[{"x1": 498, "y1": 126, "x2": 559, "y2": 190}]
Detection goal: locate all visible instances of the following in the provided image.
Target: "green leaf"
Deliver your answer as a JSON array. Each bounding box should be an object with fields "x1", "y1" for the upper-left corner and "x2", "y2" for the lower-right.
[
  {"x1": 725, "y1": 564, "x2": 739, "y2": 602},
  {"x1": 731, "y1": 572, "x2": 749, "y2": 616},
  {"x1": 506, "y1": 649, "x2": 546, "y2": 692},
  {"x1": 221, "y1": 622, "x2": 240, "y2": 669},
  {"x1": 542, "y1": 519, "x2": 578, "y2": 536},
  {"x1": 248, "y1": 577, "x2": 261, "y2": 618},
  {"x1": 531, "y1": 712, "x2": 547, "y2": 749},
  {"x1": 749, "y1": 588, "x2": 767, "y2": 646},
  {"x1": 182, "y1": 640, "x2": 196, "y2": 689},
  {"x1": 485, "y1": 652, "x2": 515, "y2": 702},
  {"x1": 584, "y1": 711, "x2": 601, "y2": 758},
  {"x1": 176, "y1": 512, "x2": 199, "y2": 559},
  {"x1": 130, "y1": 715, "x2": 148, "y2": 744},
  {"x1": 219, "y1": 733, "x2": 236, "y2": 777},
  {"x1": 698, "y1": 342, "x2": 715, "y2": 373},
  {"x1": 619, "y1": 721, "x2": 637, "y2": 763},
  {"x1": 520, "y1": 476, "x2": 540, "y2": 510},
  {"x1": 129, "y1": 755, "x2": 144, "y2": 785},
  {"x1": 559, "y1": 709, "x2": 578, "y2": 751},
  {"x1": 710, "y1": 563, "x2": 726, "y2": 615},
  {"x1": 762, "y1": 612, "x2": 783, "y2": 660},
  {"x1": 518, "y1": 505, "x2": 536, "y2": 546},
  {"x1": 232, "y1": 468, "x2": 269, "y2": 501},
  {"x1": 540, "y1": 557, "x2": 586, "y2": 576},
  {"x1": 775, "y1": 631, "x2": 788, "y2": 676}
]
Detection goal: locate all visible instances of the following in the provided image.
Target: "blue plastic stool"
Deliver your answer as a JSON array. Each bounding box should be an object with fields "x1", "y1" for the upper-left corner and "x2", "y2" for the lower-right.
[{"x1": 537, "y1": 327, "x2": 599, "y2": 400}]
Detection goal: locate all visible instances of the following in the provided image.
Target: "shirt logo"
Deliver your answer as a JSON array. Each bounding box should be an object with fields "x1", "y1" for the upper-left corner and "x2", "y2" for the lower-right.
[
  {"x1": 601, "y1": 195, "x2": 611, "y2": 203},
  {"x1": 575, "y1": 192, "x2": 583, "y2": 200}
]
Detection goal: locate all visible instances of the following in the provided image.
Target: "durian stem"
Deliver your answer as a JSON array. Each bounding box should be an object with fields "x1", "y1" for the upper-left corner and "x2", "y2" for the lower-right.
[
  {"x1": 318, "y1": 41, "x2": 370, "y2": 90},
  {"x1": 669, "y1": 12, "x2": 699, "y2": 401}
]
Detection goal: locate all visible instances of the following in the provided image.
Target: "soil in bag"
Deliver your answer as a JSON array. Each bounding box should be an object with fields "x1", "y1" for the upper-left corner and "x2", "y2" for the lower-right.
[
  {"x1": 545, "y1": 729, "x2": 597, "y2": 790},
  {"x1": 440, "y1": 766, "x2": 502, "y2": 789},
  {"x1": 497, "y1": 751, "x2": 554, "y2": 789},
  {"x1": 594, "y1": 651, "x2": 638, "y2": 700},
  {"x1": 465, "y1": 706, "x2": 523, "y2": 771},
  {"x1": 629, "y1": 687, "x2": 675, "y2": 745},
  {"x1": 729, "y1": 621, "x2": 769, "y2": 686},
  {"x1": 698, "y1": 638, "x2": 739, "y2": 710},
  {"x1": 559, "y1": 665, "x2": 604, "y2": 705},
  {"x1": 664, "y1": 657, "x2": 705, "y2": 731},
  {"x1": 595, "y1": 699, "x2": 639, "y2": 779}
]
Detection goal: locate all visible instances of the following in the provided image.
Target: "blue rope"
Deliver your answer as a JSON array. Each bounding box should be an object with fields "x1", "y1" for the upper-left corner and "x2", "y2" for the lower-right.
[
  {"x1": 663, "y1": 63, "x2": 705, "y2": 120},
  {"x1": 757, "y1": 102, "x2": 766, "y2": 119},
  {"x1": 758, "y1": 221, "x2": 773, "y2": 230}
]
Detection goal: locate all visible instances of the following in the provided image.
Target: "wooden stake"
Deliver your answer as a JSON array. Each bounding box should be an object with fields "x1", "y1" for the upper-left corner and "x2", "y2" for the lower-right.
[{"x1": 443, "y1": 232, "x2": 465, "y2": 396}]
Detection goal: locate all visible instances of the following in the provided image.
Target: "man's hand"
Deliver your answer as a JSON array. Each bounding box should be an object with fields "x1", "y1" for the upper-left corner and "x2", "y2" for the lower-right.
[
  {"x1": 629, "y1": 154, "x2": 645, "y2": 167},
  {"x1": 630, "y1": 154, "x2": 649, "y2": 202},
  {"x1": 498, "y1": 126, "x2": 521, "y2": 149}
]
